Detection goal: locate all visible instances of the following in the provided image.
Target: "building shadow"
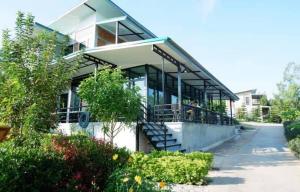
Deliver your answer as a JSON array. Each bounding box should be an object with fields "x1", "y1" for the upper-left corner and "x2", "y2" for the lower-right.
[{"x1": 209, "y1": 176, "x2": 245, "y2": 185}]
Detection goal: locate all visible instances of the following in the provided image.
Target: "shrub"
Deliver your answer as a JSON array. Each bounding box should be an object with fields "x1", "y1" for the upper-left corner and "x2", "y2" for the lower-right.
[
  {"x1": 284, "y1": 121, "x2": 300, "y2": 141},
  {"x1": 0, "y1": 134, "x2": 67, "y2": 192},
  {"x1": 0, "y1": 133, "x2": 130, "y2": 192},
  {"x1": 105, "y1": 167, "x2": 170, "y2": 192},
  {"x1": 128, "y1": 151, "x2": 213, "y2": 185},
  {"x1": 289, "y1": 138, "x2": 300, "y2": 158}
]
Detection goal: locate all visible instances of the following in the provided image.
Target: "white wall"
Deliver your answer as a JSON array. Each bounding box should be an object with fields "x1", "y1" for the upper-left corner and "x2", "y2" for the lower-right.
[
  {"x1": 58, "y1": 122, "x2": 137, "y2": 151},
  {"x1": 166, "y1": 122, "x2": 236, "y2": 152},
  {"x1": 58, "y1": 122, "x2": 236, "y2": 153}
]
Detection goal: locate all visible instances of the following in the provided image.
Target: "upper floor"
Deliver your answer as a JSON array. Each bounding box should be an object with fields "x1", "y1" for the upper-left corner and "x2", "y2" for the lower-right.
[
  {"x1": 235, "y1": 89, "x2": 262, "y2": 108},
  {"x1": 44, "y1": 0, "x2": 156, "y2": 53}
]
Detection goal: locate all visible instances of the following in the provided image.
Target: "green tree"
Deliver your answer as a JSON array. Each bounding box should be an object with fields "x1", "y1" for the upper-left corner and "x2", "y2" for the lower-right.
[
  {"x1": 78, "y1": 67, "x2": 141, "y2": 144},
  {"x1": 251, "y1": 107, "x2": 261, "y2": 122},
  {"x1": 0, "y1": 12, "x2": 79, "y2": 134},
  {"x1": 273, "y1": 62, "x2": 300, "y2": 121},
  {"x1": 236, "y1": 104, "x2": 247, "y2": 120},
  {"x1": 260, "y1": 95, "x2": 270, "y2": 106}
]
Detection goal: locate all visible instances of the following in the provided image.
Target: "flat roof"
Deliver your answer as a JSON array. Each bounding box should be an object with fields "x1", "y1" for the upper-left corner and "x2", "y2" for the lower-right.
[
  {"x1": 49, "y1": 0, "x2": 156, "y2": 38},
  {"x1": 66, "y1": 37, "x2": 239, "y2": 101}
]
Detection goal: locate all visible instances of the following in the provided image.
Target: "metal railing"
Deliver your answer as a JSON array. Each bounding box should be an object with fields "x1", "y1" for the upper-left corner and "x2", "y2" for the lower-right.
[
  {"x1": 152, "y1": 104, "x2": 233, "y2": 125},
  {"x1": 137, "y1": 104, "x2": 168, "y2": 150},
  {"x1": 56, "y1": 106, "x2": 88, "y2": 123},
  {"x1": 57, "y1": 104, "x2": 233, "y2": 126}
]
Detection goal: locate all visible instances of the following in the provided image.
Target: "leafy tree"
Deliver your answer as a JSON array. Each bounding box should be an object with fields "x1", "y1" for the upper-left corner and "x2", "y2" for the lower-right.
[
  {"x1": 260, "y1": 95, "x2": 270, "y2": 106},
  {"x1": 236, "y1": 104, "x2": 247, "y2": 120},
  {"x1": 0, "y1": 12, "x2": 79, "y2": 134},
  {"x1": 273, "y1": 62, "x2": 300, "y2": 121},
  {"x1": 250, "y1": 107, "x2": 261, "y2": 122},
  {"x1": 78, "y1": 67, "x2": 141, "y2": 144}
]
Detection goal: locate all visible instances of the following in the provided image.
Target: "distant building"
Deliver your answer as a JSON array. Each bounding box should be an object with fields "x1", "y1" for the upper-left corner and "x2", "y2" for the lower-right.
[{"x1": 228, "y1": 89, "x2": 270, "y2": 121}]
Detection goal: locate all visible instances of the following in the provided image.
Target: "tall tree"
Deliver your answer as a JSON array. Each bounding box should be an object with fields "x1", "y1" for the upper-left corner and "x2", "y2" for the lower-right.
[
  {"x1": 273, "y1": 62, "x2": 300, "y2": 121},
  {"x1": 0, "y1": 12, "x2": 79, "y2": 134},
  {"x1": 78, "y1": 67, "x2": 141, "y2": 144}
]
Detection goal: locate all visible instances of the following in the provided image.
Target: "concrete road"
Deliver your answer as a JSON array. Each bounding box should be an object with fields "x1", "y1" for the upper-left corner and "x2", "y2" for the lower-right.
[{"x1": 173, "y1": 123, "x2": 300, "y2": 192}]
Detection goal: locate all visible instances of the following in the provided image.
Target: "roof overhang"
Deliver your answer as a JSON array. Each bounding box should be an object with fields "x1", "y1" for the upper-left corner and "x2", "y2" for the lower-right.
[
  {"x1": 49, "y1": 0, "x2": 156, "y2": 38},
  {"x1": 66, "y1": 37, "x2": 238, "y2": 101}
]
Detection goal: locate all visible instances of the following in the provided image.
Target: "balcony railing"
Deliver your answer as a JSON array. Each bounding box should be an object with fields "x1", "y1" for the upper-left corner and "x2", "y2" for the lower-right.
[
  {"x1": 151, "y1": 104, "x2": 233, "y2": 125},
  {"x1": 57, "y1": 104, "x2": 233, "y2": 125}
]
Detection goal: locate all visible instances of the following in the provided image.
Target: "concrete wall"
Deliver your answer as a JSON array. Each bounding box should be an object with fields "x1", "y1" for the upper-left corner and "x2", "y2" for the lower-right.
[
  {"x1": 58, "y1": 122, "x2": 236, "y2": 153},
  {"x1": 165, "y1": 122, "x2": 236, "y2": 152},
  {"x1": 57, "y1": 122, "x2": 150, "y2": 152}
]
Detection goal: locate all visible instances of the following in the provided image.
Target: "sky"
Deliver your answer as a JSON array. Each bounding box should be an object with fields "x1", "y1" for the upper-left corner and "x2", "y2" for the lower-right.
[{"x1": 1, "y1": 0, "x2": 300, "y2": 98}]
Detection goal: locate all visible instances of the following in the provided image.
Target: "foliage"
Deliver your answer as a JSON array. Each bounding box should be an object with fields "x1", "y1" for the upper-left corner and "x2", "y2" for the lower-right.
[
  {"x1": 260, "y1": 95, "x2": 270, "y2": 106},
  {"x1": 268, "y1": 102, "x2": 282, "y2": 123},
  {"x1": 105, "y1": 167, "x2": 170, "y2": 192},
  {"x1": 214, "y1": 101, "x2": 226, "y2": 114},
  {"x1": 289, "y1": 138, "x2": 300, "y2": 158},
  {"x1": 126, "y1": 151, "x2": 213, "y2": 185},
  {"x1": 0, "y1": 12, "x2": 79, "y2": 134},
  {"x1": 236, "y1": 104, "x2": 247, "y2": 120},
  {"x1": 0, "y1": 133, "x2": 130, "y2": 192},
  {"x1": 272, "y1": 62, "x2": 300, "y2": 122},
  {"x1": 284, "y1": 121, "x2": 300, "y2": 141},
  {"x1": 78, "y1": 67, "x2": 141, "y2": 144},
  {"x1": 249, "y1": 107, "x2": 261, "y2": 122}
]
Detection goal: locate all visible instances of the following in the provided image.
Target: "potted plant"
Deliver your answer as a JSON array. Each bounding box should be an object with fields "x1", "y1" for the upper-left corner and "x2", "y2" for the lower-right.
[{"x1": 0, "y1": 123, "x2": 11, "y2": 142}]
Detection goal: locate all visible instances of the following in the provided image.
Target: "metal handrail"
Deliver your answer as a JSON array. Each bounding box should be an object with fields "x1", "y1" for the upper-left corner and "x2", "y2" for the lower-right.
[{"x1": 153, "y1": 104, "x2": 233, "y2": 125}]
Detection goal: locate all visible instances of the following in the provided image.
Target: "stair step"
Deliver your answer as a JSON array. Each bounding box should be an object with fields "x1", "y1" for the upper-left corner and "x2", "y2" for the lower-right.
[
  {"x1": 146, "y1": 133, "x2": 173, "y2": 137},
  {"x1": 143, "y1": 128, "x2": 168, "y2": 134},
  {"x1": 156, "y1": 143, "x2": 181, "y2": 148},
  {"x1": 140, "y1": 120, "x2": 186, "y2": 152},
  {"x1": 152, "y1": 138, "x2": 177, "y2": 143}
]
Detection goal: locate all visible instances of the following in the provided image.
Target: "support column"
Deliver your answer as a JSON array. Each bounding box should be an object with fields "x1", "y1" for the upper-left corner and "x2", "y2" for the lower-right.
[
  {"x1": 115, "y1": 21, "x2": 119, "y2": 44},
  {"x1": 66, "y1": 88, "x2": 72, "y2": 123},
  {"x1": 161, "y1": 58, "x2": 165, "y2": 105},
  {"x1": 203, "y1": 80, "x2": 208, "y2": 107},
  {"x1": 219, "y1": 90, "x2": 223, "y2": 125},
  {"x1": 177, "y1": 65, "x2": 182, "y2": 121},
  {"x1": 204, "y1": 80, "x2": 208, "y2": 123},
  {"x1": 230, "y1": 99, "x2": 233, "y2": 125},
  {"x1": 145, "y1": 65, "x2": 149, "y2": 121}
]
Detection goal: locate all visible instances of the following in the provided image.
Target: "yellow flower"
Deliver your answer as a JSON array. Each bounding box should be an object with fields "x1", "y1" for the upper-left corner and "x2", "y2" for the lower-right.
[
  {"x1": 159, "y1": 181, "x2": 166, "y2": 189},
  {"x1": 128, "y1": 187, "x2": 134, "y2": 192},
  {"x1": 134, "y1": 175, "x2": 142, "y2": 185},
  {"x1": 127, "y1": 156, "x2": 133, "y2": 163},
  {"x1": 112, "y1": 154, "x2": 118, "y2": 161},
  {"x1": 122, "y1": 177, "x2": 129, "y2": 183}
]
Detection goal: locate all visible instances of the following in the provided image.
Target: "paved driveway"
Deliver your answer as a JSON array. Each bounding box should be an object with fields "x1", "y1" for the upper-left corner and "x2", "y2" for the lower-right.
[{"x1": 173, "y1": 123, "x2": 300, "y2": 192}]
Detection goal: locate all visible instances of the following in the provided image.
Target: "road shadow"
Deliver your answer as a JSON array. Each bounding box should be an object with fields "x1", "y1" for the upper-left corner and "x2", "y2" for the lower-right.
[{"x1": 209, "y1": 176, "x2": 245, "y2": 185}]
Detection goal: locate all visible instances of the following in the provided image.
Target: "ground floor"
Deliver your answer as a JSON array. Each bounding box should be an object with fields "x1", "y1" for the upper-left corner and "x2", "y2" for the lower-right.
[
  {"x1": 173, "y1": 123, "x2": 300, "y2": 192},
  {"x1": 58, "y1": 122, "x2": 237, "y2": 152}
]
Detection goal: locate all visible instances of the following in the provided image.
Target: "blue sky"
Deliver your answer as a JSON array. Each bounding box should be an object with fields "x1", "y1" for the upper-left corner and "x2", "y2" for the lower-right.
[{"x1": 1, "y1": 0, "x2": 300, "y2": 98}]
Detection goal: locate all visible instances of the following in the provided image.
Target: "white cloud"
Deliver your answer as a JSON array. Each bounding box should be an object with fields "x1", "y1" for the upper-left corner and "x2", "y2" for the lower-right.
[{"x1": 197, "y1": 0, "x2": 218, "y2": 22}]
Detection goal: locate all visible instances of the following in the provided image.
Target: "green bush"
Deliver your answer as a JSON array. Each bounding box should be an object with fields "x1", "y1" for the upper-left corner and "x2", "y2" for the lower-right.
[
  {"x1": 289, "y1": 138, "x2": 300, "y2": 158},
  {"x1": 284, "y1": 121, "x2": 300, "y2": 141},
  {"x1": 105, "y1": 167, "x2": 170, "y2": 192},
  {"x1": 0, "y1": 133, "x2": 130, "y2": 192},
  {"x1": 128, "y1": 151, "x2": 213, "y2": 185},
  {"x1": 0, "y1": 135, "x2": 67, "y2": 192}
]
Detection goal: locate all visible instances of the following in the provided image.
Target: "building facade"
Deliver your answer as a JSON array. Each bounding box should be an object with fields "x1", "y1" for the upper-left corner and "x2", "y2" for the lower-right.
[
  {"x1": 232, "y1": 89, "x2": 270, "y2": 121},
  {"x1": 36, "y1": 0, "x2": 239, "y2": 152}
]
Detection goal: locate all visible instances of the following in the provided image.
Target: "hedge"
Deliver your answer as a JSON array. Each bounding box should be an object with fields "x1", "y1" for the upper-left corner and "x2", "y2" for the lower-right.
[
  {"x1": 130, "y1": 151, "x2": 213, "y2": 185},
  {"x1": 284, "y1": 121, "x2": 300, "y2": 141},
  {"x1": 0, "y1": 133, "x2": 130, "y2": 192},
  {"x1": 289, "y1": 138, "x2": 300, "y2": 158},
  {"x1": 0, "y1": 134, "x2": 213, "y2": 191}
]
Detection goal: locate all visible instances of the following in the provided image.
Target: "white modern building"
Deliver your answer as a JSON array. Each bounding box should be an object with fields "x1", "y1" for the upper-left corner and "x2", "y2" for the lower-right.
[
  {"x1": 36, "y1": 0, "x2": 239, "y2": 152},
  {"x1": 232, "y1": 89, "x2": 270, "y2": 121}
]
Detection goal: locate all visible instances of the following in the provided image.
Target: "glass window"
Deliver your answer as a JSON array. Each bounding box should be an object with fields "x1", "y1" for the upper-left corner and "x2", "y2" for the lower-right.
[{"x1": 245, "y1": 97, "x2": 250, "y2": 105}]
